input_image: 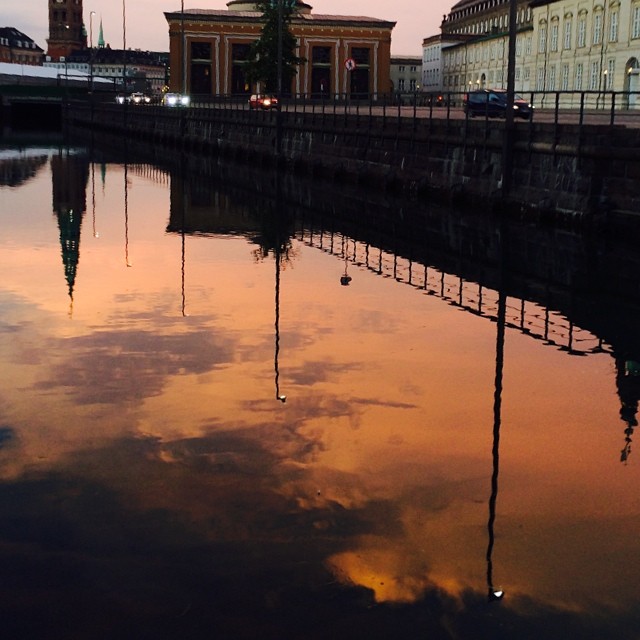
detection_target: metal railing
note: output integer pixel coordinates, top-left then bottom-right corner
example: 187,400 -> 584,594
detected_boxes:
95,88 -> 640,129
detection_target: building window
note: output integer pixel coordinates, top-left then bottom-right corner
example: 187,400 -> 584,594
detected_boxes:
564,19 -> 572,49
538,23 -> 547,52
606,59 -> 615,89
410,65 -> 417,72
561,64 -> 570,90
575,62 -> 583,89
410,78 -> 416,91
593,13 -> 603,44
578,17 -> 587,47
548,64 -> 556,90
590,60 -> 600,90
633,6 -> 640,39
398,78 -> 405,90
399,65 -> 405,72
550,21 -> 559,51
536,67 -> 545,90
350,47 -> 370,96
230,42 -> 252,94
609,10 -> 619,42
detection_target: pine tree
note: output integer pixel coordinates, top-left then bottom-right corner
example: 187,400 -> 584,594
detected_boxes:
245,0 -> 306,93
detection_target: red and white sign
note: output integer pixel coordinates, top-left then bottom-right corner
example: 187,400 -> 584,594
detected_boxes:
344,58 -> 357,71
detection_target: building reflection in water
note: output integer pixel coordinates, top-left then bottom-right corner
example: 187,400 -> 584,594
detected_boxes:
0,150 -> 48,187
92,145 -> 640,466
5,137 -> 640,635
51,147 -> 89,315
617,357 -> 640,463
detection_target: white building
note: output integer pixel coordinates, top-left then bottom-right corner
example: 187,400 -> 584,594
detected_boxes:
421,33 -> 466,94
529,0 -> 640,108
441,0 -> 534,96
437,0 -> 639,108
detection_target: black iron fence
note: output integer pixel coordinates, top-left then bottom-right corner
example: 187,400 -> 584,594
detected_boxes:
94,88 -> 640,129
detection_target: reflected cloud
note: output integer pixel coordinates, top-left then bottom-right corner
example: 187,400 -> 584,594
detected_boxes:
0,429 -> 636,638
33,328 -> 236,404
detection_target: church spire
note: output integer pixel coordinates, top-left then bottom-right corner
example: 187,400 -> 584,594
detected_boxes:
98,17 -> 105,48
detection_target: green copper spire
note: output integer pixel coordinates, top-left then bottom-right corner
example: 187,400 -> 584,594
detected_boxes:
98,17 -> 105,48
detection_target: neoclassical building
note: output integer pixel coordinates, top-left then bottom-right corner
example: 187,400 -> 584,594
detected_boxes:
529,0 -> 640,107
164,1 -> 395,97
437,0 -> 640,107
439,0 -> 534,95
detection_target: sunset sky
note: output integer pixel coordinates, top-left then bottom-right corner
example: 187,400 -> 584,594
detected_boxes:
1,0 -> 453,56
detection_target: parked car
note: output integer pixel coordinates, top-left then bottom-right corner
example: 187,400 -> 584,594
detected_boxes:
249,94 -> 279,110
163,93 -> 190,107
130,92 -> 151,105
463,89 -> 534,120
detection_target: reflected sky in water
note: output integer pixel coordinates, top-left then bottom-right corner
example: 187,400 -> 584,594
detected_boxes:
0,143 -> 639,639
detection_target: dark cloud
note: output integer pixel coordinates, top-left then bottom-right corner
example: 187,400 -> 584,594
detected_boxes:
0,431 -> 636,639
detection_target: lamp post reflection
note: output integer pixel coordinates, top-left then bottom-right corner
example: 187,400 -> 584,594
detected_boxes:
275,246 -> 286,403
89,10 -> 96,90
181,158 -> 188,317
124,158 -> 132,268
486,223 -> 507,603
91,161 -> 98,238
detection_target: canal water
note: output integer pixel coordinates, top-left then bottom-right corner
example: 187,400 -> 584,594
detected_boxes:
1,133 -> 639,639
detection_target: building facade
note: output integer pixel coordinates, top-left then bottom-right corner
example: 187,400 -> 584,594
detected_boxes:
421,33 -> 467,94
437,0 -> 640,107
44,48 -> 168,94
390,55 -> 422,92
0,28 -> 44,65
164,0 -> 395,97
44,1 -> 168,94
47,0 -> 86,60
441,0 -> 534,96
529,0 -> 640,107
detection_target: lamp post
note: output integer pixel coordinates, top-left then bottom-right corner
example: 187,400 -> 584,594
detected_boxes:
122,0 -> 127,94
181,0 -> 186,95
501,0 -> 518,198
275,0 -> 285,157
89,11 -> 96,90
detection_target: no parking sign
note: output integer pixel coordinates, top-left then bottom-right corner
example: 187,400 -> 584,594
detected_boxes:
344,58 -> 357,72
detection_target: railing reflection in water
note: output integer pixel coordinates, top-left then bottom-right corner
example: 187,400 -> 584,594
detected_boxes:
296,226 -> 609,358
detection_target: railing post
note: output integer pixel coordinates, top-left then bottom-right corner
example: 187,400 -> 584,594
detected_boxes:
609,91 -> 616,126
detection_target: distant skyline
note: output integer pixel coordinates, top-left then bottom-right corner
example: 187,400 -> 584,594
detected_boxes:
1,0 -> 453,55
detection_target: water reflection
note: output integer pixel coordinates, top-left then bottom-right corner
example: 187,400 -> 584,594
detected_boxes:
1,135 -> 640,638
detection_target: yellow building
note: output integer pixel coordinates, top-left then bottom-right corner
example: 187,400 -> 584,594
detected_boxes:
164,1 -> 395,97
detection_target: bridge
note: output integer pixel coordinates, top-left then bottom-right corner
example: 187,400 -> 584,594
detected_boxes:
0,62 -> 111,129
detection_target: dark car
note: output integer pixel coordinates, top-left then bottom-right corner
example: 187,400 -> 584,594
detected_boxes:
464,89 -> 534,120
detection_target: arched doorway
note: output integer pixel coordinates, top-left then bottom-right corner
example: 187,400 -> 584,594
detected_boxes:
624,57 -> 639,108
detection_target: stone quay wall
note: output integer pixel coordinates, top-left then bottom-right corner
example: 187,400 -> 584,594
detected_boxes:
66,101 -> 640,218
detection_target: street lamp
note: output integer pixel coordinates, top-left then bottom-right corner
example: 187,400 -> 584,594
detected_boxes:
122,0 -> 127,94
89,11 -> 96,89
181,0 -> 186,95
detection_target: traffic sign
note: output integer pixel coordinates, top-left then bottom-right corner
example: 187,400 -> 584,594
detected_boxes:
344,58 -> 357,72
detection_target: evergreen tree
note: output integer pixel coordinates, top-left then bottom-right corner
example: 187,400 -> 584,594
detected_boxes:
245,0 -> 306,93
